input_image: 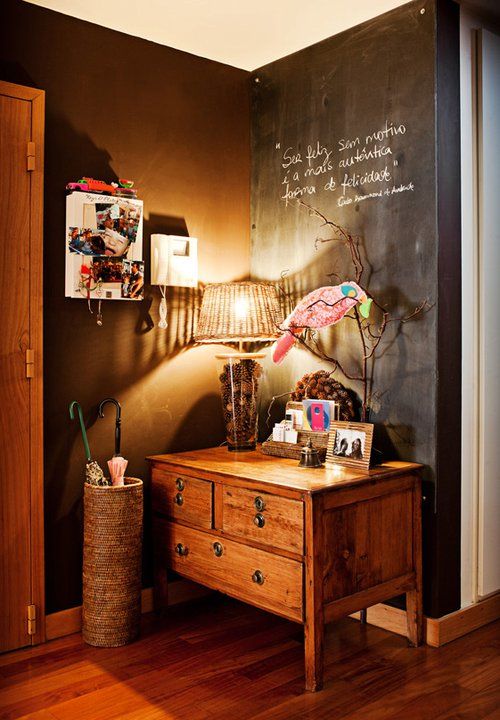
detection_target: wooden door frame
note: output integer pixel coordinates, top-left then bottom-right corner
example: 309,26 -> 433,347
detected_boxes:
0,81 -> 45,645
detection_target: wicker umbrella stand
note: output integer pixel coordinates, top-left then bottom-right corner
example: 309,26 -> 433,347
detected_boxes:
83,478 -> 143,647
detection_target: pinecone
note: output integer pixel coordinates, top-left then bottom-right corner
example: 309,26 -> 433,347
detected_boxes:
291,370 -> 356,421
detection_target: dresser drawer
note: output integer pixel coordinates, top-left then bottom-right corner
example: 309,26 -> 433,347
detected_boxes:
158,520 -> 303,622
151,468 -> 212,529
221,486 -> 304,554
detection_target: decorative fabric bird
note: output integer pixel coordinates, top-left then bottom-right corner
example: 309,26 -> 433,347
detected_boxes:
272,281 -> 372,364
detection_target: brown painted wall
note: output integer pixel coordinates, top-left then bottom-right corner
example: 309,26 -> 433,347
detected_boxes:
0,0 -> 250,613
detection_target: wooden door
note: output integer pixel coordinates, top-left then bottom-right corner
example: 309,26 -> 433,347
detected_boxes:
0,81 -> 44,651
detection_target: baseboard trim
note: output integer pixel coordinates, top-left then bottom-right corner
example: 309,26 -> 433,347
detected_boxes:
425,592 -> 500,647
350,591 -> 500,647
46,585 -> 500,646
45,605 -> 82,641
45,580 -> 212,641
350,603 -> 408,637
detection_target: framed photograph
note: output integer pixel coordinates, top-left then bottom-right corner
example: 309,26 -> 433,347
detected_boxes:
326,421 -> 374,470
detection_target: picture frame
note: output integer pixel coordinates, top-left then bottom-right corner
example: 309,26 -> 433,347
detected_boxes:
326,421 -> 374,471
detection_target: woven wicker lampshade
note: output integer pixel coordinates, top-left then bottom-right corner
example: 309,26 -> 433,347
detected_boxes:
195,282 -> 282,343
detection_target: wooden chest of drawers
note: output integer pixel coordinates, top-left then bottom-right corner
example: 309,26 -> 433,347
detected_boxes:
149,447 -> 423,692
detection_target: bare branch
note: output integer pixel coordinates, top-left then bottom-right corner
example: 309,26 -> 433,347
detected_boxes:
294,332 -> 364,381
265,390 -> 292,427
395,298 -> 432,324
273,201 -> 431,420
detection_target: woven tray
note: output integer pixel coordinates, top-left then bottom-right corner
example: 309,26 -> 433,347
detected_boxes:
261,429 -> 329,460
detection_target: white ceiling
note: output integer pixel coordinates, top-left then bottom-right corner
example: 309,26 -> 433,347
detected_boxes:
24,0 -> 413,70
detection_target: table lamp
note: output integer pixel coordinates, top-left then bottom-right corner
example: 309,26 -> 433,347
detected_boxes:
195,282 -> 282,451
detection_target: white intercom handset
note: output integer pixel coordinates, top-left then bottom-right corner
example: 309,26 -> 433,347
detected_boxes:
150,234 -> 198,329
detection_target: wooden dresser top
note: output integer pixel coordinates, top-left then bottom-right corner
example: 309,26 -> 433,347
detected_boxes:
147,446 -> 421,495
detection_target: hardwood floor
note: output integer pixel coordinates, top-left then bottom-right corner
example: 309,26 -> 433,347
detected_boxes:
1,595 -> 499,720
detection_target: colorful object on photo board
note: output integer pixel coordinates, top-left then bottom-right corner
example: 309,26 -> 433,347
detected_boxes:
69,401 -> 108,486
272,281 -> 373,364
79,262 -> 104,325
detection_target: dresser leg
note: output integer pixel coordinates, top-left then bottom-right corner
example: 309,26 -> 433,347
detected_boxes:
406,588 -> 423,646
304,494 -> 325,692
407,478 -> 424,646
304,612 -> 324,691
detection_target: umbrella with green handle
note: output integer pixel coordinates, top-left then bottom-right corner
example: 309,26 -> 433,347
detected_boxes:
69,401 -> 109,486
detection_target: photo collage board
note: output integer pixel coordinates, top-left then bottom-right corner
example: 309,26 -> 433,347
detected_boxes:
65,191 -> 145,301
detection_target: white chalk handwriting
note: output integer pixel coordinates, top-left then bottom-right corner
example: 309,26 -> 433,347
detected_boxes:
277,120 -> 413,207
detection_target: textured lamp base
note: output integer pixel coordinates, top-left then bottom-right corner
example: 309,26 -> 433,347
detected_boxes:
216,353 -> 264,451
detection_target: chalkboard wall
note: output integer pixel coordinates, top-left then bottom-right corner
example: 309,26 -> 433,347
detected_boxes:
250,0 -> 461,616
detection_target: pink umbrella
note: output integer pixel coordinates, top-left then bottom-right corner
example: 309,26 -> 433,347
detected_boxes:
107,456 -> 128,487
99,397 -> 128,486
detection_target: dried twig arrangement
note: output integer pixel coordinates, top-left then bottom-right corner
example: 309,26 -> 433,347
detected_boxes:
278,200 -> 431,422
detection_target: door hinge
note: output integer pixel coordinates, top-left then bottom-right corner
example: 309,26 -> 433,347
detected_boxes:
27,604 -> 36,635
27,142 -> 35,171
26,349 -> 35,378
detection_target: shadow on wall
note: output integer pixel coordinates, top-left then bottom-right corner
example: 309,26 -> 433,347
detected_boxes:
1,0 -> 251,613
170,393 -> 224,452
42,117 -> 211,612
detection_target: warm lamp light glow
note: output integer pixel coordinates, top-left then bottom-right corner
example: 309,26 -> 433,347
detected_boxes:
234,297 -> 249,320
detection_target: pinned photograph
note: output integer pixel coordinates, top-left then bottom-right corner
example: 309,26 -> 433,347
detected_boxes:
326,421 -> 374,470
68,227 -> 107,255
96,200 -> 141,245
121,260 -> 144,300
92,258 -> 124,284
102,228 -> 132,257
68,225 -> 135,257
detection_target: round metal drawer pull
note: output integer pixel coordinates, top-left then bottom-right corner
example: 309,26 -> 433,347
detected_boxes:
175,543 -> 188,556
213,542 -> 223,557
175,478 -> 185,491
254,496 -> 266,512
174,492 -> 184,506
252,570 -> 264,585
253,513 -> 265,528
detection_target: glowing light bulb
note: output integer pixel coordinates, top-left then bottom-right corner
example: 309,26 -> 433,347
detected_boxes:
234,297 -> 249,320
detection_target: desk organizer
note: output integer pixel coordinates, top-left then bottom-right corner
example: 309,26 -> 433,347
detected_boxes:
261,429 -> 329,461
83,478 -> 143,647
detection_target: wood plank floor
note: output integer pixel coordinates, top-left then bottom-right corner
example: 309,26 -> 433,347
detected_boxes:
1,596 -> 499,720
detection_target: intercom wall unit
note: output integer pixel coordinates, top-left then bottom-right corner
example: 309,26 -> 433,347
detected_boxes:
150,234 -> 198,289
150,234 -> 198,329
